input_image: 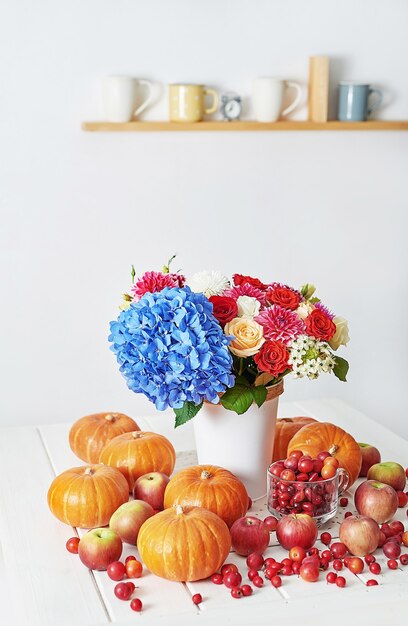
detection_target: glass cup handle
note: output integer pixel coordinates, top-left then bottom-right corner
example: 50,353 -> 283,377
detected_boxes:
337,468 -> 349,495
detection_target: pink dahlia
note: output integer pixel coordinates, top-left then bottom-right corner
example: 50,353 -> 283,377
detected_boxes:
255,305 -> 305,345
224,283 -> 267,305
131,271 -> 185,301
315,301 -> 335,320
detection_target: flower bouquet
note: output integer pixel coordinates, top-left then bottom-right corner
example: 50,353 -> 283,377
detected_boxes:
109,259 -> 349,428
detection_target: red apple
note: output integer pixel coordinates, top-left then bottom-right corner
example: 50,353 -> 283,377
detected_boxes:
133,472 -> 170,510
354,480 -> 398,524
230,516 -> 270,556
276,514 -> 318,551
299,561 -> 319,582
367,462 -> 406,492
78,528 -> 122,570
358,443 -> 381,477
109,500 -> 154,544
339,515 -> 380,556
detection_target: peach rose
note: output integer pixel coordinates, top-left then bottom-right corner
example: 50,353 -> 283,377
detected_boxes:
224,317 -> 265,357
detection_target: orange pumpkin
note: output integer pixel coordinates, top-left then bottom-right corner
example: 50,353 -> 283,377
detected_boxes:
163,465 -> 248,527
47,464 -> 129,528
272,416 -> 317,462
99,431 -> 176,491
137,505 -> 231,581
69,412 -> 139,463
287,422 -> 362,488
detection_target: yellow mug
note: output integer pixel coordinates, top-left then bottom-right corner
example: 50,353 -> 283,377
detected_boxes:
169,84 -> 219,122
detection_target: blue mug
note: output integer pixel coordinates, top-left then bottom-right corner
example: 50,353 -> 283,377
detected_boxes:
338,82 -> 383,122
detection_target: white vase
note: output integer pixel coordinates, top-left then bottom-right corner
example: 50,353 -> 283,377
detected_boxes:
193,382 -> 284,500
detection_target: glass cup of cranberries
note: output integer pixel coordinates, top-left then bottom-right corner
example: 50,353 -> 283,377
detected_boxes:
267,450 -> 349,526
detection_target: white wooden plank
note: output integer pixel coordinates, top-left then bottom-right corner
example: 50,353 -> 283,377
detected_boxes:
39,421 -> 199,624
0,426 -> 108,626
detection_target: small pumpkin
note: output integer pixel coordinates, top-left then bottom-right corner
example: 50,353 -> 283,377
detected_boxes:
99,431 -> 176,492
137,505 -> 231,581
287,422 -> 362,488
47,464 -> 129,528
163,464 -> 248,527
272,416 -> 317,462
69,412 -> 139,463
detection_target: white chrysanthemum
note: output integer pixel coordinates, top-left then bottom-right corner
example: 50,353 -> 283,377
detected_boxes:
237,295 -> 261,318
288,334 -> 335,380
187,270 -> 230,297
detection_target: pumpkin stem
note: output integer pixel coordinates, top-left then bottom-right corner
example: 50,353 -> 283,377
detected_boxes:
200,470 -> 211,480
84,467 -> 94,476
132,432 -> 142,439
329,444 -> 338,455
105,414 -> 116,422
175,505 -> 184,516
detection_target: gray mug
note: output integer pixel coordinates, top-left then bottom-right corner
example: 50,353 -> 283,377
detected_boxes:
338,82 -> 383,121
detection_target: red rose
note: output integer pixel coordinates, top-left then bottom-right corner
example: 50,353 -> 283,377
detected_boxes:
305,309 -> 336,341
266,286 -> 301,311
209,296 -> 238,327
253,341 -> 290,377
233,274 -> 268,291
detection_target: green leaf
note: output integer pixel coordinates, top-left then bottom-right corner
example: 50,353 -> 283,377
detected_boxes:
333,356 -> 349,382
309,297 -> 321,304
220,385 -> 254,415
251,385 -> 267,408
235,375 -> 251,387
174,401 -> 203,428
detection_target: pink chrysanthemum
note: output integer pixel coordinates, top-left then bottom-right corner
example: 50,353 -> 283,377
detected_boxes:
255,305 -> 305,345
315,301 -> 335,320
131,271 -> 185,301
224,283 -> 267,305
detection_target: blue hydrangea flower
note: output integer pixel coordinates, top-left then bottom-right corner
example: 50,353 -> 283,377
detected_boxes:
108,286 -> 234,410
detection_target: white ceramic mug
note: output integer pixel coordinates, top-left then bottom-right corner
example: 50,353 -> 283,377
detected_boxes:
102,75 -> 154,122
253,77 -> 302,122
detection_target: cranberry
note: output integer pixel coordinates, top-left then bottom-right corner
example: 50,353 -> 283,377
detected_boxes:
264,557 -> 276,567
271,575 -> 282,588
339,497 -> 348,507
335,576 -> 346,588
313,459 -> 324,474
264,567 -> 275,580
296,473 -> 310,482
331,542 -> 347,559
65,537 -> 80,554
319,559 -> 329,571
230,587 -> 242,599
381,523 -> 393,538
211,573 -> 223,584
365,554 -> 376,565
281,469 -> 296,481
292,562 -> 301,574
107,561 -> 126,582
320,532 -> 332,545
366,579 -> 379,586
333,559 -> 343,571
309,547 -> 320,556
326,572 -> 337,584
221,563 -> 238,576
377,531 -> 386,547
389,520 -> 404,535
130,598 -> 142,612
387,559 -> 398,570
223,571 -> 242,589
192,593 -> 202,605
125,555 -> 137,564
383,542 -> 401,559
114,582 -> 132,601
298,458 -> 314,474
400,554 -> 408,565
246,553 -> 264,570
263,516 -> 278,532
281,565 -> 293,576
252,575 -> 264,587
241,584 -> 253,596
344,511 -> 352,519
321,550 -> 332,561
369,562 -> 381,575
308,472 -> 320,482
284,457 -> 299,471
317,451 -> 331,462
127,582 -> 135,593
281,558 -> 292,567
397,491 -> 408,507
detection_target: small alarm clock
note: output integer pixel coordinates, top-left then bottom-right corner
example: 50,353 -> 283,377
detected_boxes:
220,92 -> 242,121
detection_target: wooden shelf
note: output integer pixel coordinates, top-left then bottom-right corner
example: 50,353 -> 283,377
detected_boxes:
81,120 -> 408,132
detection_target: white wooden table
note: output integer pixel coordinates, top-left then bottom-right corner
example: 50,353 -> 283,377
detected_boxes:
1,397 -> 407,626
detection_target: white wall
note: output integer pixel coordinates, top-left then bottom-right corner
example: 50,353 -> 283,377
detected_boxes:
1,0 -> 408,438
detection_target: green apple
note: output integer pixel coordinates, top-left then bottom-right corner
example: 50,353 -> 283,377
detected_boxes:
109,499 -> 154,544
78,528 -> 122,570
367,461 -> 406,492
